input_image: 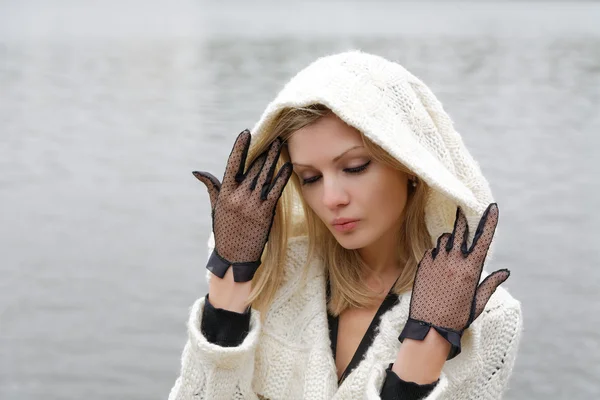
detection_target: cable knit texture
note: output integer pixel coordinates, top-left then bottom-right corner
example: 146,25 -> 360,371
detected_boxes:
169,237 -> 522,399
169,51 -> 524,399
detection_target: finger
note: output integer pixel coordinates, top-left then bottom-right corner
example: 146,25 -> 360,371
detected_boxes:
473,268 -> 510,320
192,171 -> 221,210
222,129 -> 251,190
448,206 -> 469,254
467,203 -> 499,256
256,138 -> 283,194
240,152 -> 268,190
432,232 -> 452,259
265,162 -> 293,202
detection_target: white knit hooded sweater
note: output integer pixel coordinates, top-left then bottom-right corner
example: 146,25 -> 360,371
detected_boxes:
169,51 -> 524,400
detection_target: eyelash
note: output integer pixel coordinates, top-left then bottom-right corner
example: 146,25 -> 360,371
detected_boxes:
301,160 -> 372,186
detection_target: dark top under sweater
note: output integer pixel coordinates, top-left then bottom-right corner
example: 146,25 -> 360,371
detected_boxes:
200,284 -> 438,400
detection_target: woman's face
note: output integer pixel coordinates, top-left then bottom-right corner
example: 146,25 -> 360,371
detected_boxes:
287,113 -> 410,250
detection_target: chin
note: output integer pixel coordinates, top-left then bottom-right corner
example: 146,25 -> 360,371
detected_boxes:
332,230 -> 371,250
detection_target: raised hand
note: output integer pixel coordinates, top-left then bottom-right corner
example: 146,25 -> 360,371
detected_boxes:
398,203 -> 510,359
192,129 -> 293,283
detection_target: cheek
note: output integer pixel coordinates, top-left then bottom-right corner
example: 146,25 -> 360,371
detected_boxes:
362,171 -> 409,218
298,186 -> 322,213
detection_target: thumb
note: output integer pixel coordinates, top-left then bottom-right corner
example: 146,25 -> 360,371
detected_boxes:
473,269 -> 510,320
192,171 -> 221,210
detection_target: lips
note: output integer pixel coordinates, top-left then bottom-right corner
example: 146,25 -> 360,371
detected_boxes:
332,218 -> 359,226
332,218 -> 360,232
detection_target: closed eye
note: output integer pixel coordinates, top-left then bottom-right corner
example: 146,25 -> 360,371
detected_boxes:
301,160 -> 371,186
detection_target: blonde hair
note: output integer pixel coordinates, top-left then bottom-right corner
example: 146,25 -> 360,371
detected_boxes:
246,104 -> 432,319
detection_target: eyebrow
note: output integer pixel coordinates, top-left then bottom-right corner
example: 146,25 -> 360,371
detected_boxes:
292,145 -> 364,168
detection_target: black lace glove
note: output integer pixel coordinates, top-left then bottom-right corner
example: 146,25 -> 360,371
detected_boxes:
399,203 -> 510,360
193,130 -> 293,282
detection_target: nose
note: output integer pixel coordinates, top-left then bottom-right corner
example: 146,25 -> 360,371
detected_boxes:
321,177 -> 349,210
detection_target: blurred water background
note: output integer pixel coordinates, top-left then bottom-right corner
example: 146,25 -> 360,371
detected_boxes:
1,0 -> 599,399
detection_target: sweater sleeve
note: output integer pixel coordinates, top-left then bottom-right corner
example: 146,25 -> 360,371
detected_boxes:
365,296 -> 523,400
168,295 -> 262,400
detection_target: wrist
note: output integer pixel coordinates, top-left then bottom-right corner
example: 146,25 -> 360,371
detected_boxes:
208,268 -> 252,313
392,328 -> 451,384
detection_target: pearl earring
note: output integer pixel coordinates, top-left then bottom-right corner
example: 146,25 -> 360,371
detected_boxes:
411,177 -> 418,188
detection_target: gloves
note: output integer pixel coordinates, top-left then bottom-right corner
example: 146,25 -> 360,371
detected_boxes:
398,203 -> 510,360
192,129 -> 293,282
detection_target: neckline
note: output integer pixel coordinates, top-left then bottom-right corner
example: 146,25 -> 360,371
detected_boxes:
326,277 -> 401,386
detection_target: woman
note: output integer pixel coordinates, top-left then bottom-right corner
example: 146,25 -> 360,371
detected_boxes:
169,51 -> 523,399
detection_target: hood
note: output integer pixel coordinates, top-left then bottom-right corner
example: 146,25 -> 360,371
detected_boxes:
249,50 -> 495,254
